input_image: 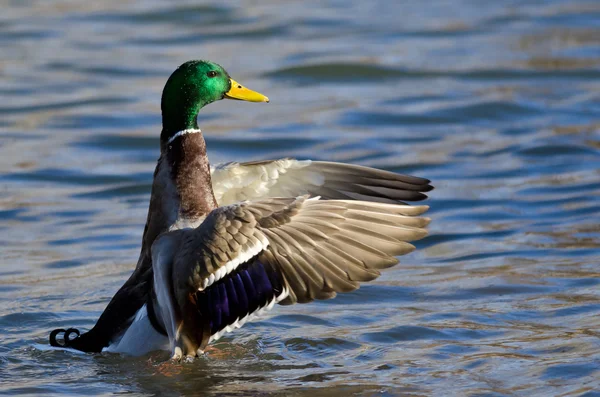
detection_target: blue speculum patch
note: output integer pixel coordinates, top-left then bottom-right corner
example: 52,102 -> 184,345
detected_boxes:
196,259 -> 284,334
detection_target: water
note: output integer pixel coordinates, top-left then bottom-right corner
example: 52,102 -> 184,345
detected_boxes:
1,0 -> 599,395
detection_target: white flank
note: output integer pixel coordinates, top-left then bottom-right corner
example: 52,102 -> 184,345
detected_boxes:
166,128 -> 202,145
103,304 -> 169,355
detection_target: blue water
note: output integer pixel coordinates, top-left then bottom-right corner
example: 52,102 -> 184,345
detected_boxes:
1,0 -> 600,395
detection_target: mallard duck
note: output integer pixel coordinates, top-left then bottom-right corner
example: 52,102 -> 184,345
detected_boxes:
49,60 -> 432,360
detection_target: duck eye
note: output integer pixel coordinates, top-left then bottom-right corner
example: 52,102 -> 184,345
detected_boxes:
207,71 -> 218,78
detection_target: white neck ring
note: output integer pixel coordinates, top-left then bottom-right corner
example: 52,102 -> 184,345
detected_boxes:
166,129 -> 202,145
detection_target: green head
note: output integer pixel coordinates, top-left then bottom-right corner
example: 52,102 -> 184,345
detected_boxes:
161,60 -> 269,141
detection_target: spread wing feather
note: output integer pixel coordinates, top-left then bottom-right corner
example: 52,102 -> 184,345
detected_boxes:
151,196 -> 429,358
211,159 -> 433,206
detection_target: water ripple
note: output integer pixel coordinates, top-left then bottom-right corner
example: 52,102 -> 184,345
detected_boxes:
1,0 -> 599,395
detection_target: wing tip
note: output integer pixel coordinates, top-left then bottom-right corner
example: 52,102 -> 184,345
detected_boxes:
421,184 -> 434,193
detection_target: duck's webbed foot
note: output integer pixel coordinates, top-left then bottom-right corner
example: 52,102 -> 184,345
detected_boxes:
170,341 -> 207,361
170,312 -> 211,361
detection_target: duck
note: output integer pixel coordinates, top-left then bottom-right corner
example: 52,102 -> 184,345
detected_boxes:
49,60 -> 433,360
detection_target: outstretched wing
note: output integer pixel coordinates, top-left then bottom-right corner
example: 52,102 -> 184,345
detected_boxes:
211,159 -> 432,206
151,196 -> 429,359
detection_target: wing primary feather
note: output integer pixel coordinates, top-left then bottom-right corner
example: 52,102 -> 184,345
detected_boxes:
314,161 -> 431,185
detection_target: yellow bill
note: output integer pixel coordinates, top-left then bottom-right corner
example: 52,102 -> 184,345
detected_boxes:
225,79 -> 269,102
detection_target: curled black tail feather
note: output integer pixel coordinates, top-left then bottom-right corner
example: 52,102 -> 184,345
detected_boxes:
49,328 -> 81,348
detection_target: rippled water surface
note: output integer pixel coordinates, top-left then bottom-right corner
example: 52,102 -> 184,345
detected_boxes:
2,0 -> 600,395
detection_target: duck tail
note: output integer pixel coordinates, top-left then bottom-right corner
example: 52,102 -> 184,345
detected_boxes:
49,328 -> 81,348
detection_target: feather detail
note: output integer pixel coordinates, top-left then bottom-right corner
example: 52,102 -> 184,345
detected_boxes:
151,195 -> 429,358
211,159 -> 432,206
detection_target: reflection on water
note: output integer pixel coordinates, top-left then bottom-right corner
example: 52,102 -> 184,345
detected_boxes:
1,0 -> 599,395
